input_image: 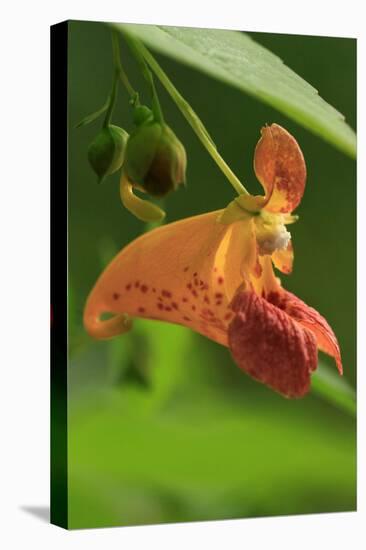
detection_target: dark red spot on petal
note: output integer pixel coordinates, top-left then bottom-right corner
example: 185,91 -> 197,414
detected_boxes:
171,302 -> 179,310
165,306 -> 172,311
215,292 -> 223,299
204,295 -> 210,304
183,316 -> 191,322
182,297 -> 188,303
157,303 -> 164,310
183,266 -> 189,272
192,305 -> 196,311
138,307 -> 145,313
125,283 -> 131,291
217,277 -> 224,285
162,289 -> 172,298
140,284 -> 148,293
112,292 -> 120,300
201,308 -> 214,318
135,281 -> 140,288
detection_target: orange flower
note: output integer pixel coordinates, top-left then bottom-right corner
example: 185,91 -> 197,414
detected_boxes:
84,124 -> 342,398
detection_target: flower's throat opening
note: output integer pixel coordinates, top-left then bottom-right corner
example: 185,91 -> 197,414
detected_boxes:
251,255 -> 281,297
254,210 -> 292,256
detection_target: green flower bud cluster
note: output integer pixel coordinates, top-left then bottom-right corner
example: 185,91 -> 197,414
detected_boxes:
86,106 -> 186,202
83,89 -> 186,222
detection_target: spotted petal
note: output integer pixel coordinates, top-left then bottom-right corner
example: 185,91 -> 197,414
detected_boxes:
267,289 -> 343,375
228,290 -> 318,398
84,211 -> 257,346
253,124 -> 307,213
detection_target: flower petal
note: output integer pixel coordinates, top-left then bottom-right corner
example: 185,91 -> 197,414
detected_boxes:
228,291 -> 318,398
254,124 -> 307,213
272,241 -> 294,274
84,211 -> 256,346
266,290 -> 343,374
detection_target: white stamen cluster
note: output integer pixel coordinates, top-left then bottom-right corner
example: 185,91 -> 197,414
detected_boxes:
255,212 -> 291,255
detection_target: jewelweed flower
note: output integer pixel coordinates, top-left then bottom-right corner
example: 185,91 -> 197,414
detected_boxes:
84,124 -> 342,398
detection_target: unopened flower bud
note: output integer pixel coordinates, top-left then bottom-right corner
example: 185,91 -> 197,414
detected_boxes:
88,125 -> 129,183
124,121 -> 187,197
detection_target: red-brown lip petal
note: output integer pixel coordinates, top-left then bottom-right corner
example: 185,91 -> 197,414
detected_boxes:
254,124 -> 307,214
228,291 -> 318,398
266,289 -> 343,375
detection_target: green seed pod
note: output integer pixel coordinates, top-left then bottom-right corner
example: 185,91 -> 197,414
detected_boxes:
88,125 -> 129,183
124,121 -> 187,197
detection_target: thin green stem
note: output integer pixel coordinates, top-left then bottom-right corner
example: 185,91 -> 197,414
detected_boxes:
122,32 -> 164,123
150,78 -> 164,124
103,69 -> 118,127
111,31 -> 139,104
125,35 -> 248,196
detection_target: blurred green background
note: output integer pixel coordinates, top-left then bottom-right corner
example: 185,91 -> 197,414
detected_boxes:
67,21 -> 356,528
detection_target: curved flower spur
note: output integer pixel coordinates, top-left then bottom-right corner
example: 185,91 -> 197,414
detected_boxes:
84,124 -> 342,398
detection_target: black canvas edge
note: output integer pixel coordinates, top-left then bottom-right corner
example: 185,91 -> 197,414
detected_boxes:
50,20 -> 69,529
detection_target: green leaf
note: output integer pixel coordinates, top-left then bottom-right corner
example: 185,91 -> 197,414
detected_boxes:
75,100 -> 109,128
112,24 -> 356,158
